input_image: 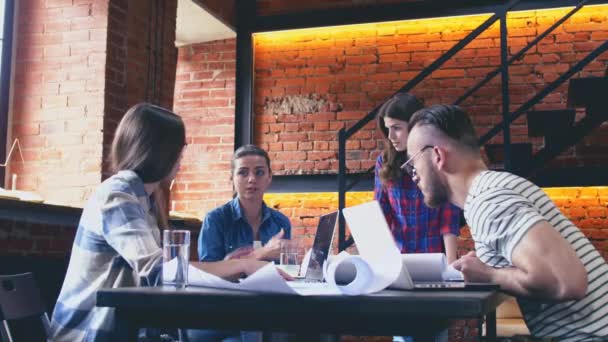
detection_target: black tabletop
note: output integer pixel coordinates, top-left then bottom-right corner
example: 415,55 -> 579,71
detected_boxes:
97,286 -> 507,336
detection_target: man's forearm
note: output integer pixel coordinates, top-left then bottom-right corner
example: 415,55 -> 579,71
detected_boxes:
491,266 -> 563,300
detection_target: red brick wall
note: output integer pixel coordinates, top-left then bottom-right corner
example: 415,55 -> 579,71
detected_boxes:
0,217 -> 75,257
172,39 -> 237,216
265,188 -> 608,261
10,0 -> 178,206
253,7 -> 608,175
10,0 -> 110,206
102,0 -> 178,178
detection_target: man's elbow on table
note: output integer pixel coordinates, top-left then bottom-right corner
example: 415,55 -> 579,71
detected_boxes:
554,264 -> 588,301
521,262 -> 587,302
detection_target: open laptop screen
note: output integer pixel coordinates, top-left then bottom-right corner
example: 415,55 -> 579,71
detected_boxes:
304,212 -> 338,280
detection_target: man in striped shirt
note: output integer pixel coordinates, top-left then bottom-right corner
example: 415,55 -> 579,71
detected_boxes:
405,104 -> 607,341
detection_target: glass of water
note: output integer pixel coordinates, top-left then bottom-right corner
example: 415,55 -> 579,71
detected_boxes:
279,240 -> 302,277
163,229 -> 190,288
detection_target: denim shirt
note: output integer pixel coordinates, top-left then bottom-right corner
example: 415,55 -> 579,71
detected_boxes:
198,197 -> 292,261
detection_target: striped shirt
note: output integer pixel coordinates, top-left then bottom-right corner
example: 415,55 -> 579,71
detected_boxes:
464,170 -> 608,341
50,170 -> 163,341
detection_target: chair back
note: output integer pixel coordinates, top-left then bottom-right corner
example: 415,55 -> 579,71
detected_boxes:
0,273 -> 50,342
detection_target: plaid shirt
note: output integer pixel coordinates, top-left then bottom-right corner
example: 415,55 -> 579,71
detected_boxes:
50,170 -> 163,341
374,155 -> 461,253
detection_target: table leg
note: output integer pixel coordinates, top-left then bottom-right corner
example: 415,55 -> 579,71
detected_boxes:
114,309 -> 139,341
485,311 -> 497,342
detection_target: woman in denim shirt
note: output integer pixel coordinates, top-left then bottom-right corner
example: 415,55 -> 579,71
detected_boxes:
192,145 -> 291,342
198,144 -> 291,262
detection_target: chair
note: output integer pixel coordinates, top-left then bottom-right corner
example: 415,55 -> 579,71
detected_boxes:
0,272 -> 50,342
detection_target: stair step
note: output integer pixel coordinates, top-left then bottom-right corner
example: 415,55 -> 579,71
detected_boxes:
531,166 -> 608,187
567,77 -> 608,108
527,109 -> 575,137
485,143 -> 533,165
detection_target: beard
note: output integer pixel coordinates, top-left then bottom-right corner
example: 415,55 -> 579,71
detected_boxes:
422,167 -> 450,208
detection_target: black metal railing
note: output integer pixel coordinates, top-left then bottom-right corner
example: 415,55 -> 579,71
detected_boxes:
479,40 -> 608,145
336,0 -> 598,251
337,0 -> 520,250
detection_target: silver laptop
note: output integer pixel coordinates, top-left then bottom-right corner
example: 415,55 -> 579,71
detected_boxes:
293,212 -> 338,283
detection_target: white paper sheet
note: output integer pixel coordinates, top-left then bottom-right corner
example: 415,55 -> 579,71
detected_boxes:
401,253 -> 463,282
402,253 -> 446,282
164,259 -> 344,295
339,201 -> 403,294
163,200 -> 406,296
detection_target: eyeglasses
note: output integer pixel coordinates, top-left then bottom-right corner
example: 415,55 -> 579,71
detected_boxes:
400,145 -> 434,178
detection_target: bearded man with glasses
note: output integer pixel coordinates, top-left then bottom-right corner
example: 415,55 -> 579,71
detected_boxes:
406,104 -> 607,341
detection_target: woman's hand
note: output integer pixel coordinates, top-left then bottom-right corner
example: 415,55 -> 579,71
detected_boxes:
255,229 -> 285,261
239,259 -> 293,281
224,245 -> 255,260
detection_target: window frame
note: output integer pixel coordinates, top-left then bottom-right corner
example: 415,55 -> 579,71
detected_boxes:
0,0 -> 15,185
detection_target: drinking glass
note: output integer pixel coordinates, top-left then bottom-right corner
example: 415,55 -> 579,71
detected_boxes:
163,229 -> 190,288
279,240 -> 302,277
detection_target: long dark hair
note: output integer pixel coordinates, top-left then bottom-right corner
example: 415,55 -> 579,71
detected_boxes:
110,103 -> 186,227
111,103 -> 186,182
377,93 -> 423,184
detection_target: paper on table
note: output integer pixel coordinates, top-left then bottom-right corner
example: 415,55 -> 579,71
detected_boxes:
401,253 -> 445,282
401,253 -> 463,282
164,200 -> 404,296
339,201 -> 403,294
164,259 -> 341,295
321,252 -> 374,295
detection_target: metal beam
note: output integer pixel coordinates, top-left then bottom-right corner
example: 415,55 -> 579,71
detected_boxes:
234,0 -> 255,149
253,0 -> 607,33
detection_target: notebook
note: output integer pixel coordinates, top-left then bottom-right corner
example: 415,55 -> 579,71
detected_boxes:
292,211 -> 338,283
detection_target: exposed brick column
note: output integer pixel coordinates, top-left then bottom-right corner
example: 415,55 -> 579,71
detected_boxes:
173,39 -> 237,217
102,0 -> 178,178
10,0 -> 178,207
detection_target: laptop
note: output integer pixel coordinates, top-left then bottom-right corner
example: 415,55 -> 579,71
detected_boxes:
343,201 -> 499,291
291,211 -> 338,283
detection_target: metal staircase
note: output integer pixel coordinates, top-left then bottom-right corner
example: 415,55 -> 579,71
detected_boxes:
336,0 -> 608,250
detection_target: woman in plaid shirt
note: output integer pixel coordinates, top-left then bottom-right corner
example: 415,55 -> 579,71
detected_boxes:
49,103 -> 276,341
374,93 -> 462,264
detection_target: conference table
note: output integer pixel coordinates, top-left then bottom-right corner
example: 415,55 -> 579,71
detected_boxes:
97,286 -> 507,341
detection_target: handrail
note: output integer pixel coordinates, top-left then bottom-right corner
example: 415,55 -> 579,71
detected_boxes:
479,40 -> 608,145
500,14 -> 512,171
337,0 -> 520,251
337,0 -> 599,252
454,0 -> 589,106
343,0 -> 520,140
345,166 -> 374,192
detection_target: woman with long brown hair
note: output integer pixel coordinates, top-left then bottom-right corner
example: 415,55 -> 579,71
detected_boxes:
49,103 -> 272,341
376,94 -> 462,342
375,93 -> 462,264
